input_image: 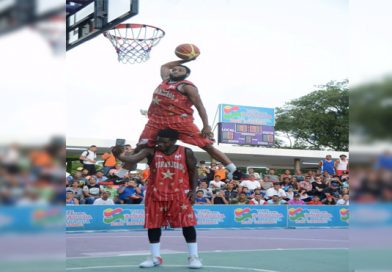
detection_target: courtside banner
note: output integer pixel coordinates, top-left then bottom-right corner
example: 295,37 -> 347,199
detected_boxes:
66,205 -> 287,231
0,206 -> 64,233
287,206 -> 349,228
66,205 -> 145,231
218,104 -> 275,126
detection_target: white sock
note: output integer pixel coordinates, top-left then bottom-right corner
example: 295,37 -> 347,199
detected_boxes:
225,163 -> 237,173
150,243 -> 160,257
187,242 -> 198,257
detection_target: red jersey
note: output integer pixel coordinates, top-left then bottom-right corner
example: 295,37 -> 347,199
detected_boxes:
147,146 -> 190,201
147,80 -> 195,123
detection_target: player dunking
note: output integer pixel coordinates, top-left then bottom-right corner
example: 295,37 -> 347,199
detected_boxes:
136,57 -> 237,178
113,128 -> 202,269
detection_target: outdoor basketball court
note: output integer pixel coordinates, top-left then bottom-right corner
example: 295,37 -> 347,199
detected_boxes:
66,228 -> 348,272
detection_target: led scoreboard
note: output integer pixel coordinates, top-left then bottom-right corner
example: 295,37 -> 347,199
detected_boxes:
218,123 -> 274,146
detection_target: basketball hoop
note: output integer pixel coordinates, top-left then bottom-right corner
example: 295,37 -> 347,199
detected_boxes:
103,23 -> 165,64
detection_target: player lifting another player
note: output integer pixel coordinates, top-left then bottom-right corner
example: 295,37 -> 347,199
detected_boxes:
113,128 -> 202,269
132,44 -> 237,178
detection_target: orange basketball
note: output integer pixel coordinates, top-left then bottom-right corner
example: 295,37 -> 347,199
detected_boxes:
175,44 -> 200,60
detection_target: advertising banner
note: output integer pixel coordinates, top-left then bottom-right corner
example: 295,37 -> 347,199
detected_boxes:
66,205 -> 288,231
0,206 -> 64,233
219,104 -> 275,126
287,206 -> 349,228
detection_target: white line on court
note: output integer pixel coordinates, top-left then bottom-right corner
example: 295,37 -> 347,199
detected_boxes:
66,264 -> 279,272
67,248 -> 348,259
66,235 -> 347,242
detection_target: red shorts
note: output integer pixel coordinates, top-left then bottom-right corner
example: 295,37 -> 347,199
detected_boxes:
144,197 -> 197,229
138,119 -> 213,148
336,170 -> 349,176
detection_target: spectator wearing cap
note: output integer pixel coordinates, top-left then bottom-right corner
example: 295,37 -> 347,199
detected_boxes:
93,191 -> 115,205
288,193 -> 305,205
195,190 -> 211,204
209,175 -> 226,189
267,195 -> 286,205
335,154 -> 349,176
265,183 -> 288,201
212,189 -> 229,204
101,147 -> 117,176
79,145 -> 98,175
249,193 -> 266,205
240,174 -> 261,192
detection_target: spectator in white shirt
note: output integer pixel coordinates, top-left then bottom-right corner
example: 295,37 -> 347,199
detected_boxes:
265,183 -> 287,200
93,191 -> 115,205
336,194 -> 349,205
240,174 -> 261,191
209,175 -> 226,189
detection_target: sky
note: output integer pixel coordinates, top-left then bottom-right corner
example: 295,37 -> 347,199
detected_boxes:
64,0 -> 349,143
0,0 -> 358,144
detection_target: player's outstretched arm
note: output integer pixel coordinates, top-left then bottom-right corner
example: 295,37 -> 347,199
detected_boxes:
160,58 -> 196,80
112,146 -> 153,164
183,85 -> 212,138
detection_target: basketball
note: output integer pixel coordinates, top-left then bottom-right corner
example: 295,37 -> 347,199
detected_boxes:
175,44 -> 200,60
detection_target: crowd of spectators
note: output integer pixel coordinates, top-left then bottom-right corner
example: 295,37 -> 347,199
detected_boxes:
66,146 -> 350,206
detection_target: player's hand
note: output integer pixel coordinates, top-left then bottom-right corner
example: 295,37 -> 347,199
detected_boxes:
112,145 -> 125,158
187,191 -> 196,205
201,125 -> 214,139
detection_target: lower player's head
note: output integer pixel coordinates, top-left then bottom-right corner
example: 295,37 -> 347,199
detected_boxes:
169,65 -> 191,81
156,128 -> 179,151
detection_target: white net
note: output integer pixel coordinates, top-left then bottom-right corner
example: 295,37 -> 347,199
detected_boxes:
103,24 -> 165,64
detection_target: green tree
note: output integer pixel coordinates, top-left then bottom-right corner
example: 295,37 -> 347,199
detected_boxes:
350,77 -> 392,141
275,80 -> 348,151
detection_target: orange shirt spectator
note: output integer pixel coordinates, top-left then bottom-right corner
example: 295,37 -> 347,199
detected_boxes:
102,152 -> 116,167
214,164 -> 227,180
30,150 -> 53,168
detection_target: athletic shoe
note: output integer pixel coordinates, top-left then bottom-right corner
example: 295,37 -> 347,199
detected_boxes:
139,256 -> 163,268
188,256 -> 202,269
